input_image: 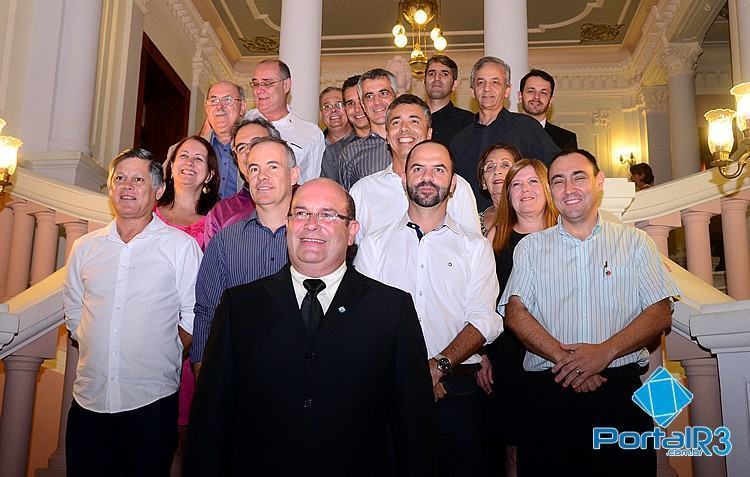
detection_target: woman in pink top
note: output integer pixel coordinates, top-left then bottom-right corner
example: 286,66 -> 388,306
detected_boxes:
156,135 -> 219,475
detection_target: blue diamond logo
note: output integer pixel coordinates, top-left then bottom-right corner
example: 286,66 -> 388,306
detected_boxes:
632,366 -> 693,427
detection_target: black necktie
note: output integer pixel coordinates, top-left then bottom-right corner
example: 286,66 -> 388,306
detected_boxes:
301,279 -> 326,335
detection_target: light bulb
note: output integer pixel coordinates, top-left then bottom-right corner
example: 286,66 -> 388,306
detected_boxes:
414,9 -> 428,25
704,109 -> 735,155
411,47 -> 423,59
430,26 -> 441,42
392,24 -> 405,37
394,33 -> 408,48
434,35 -> 447,51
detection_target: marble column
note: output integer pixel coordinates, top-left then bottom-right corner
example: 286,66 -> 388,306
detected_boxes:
47,0 -> 103,154
728,0 -> 750,83
0,356 -> 45,477
680,357 -> 727,477
663,42 -> 702,179
4,201 -> 35,299
681,204 -> 719,285
484,0 -> 527,111
279,0 -> 322,123
720,196 -> 750,299
29,210 -> 58,285
640,86 -> 672,184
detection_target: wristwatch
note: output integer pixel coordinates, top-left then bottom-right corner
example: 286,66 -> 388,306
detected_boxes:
434,354 -> 453,375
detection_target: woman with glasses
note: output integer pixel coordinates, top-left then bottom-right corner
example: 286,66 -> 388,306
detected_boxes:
156,134 -> 220,475
477,159 -> 559,477
476,143 -> 521,235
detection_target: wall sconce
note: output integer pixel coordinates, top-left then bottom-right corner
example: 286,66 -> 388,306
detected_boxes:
0,118 -> 23,193
619,152 -> 636,167
704,82 -> 750,179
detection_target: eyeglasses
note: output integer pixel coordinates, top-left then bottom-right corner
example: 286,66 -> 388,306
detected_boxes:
483,161 -> 512,174
321,101 -> 343,112
250,79 -> 285,89
233,143 -> 252,156
287,210 -> 352,223
206,95 -> 242,107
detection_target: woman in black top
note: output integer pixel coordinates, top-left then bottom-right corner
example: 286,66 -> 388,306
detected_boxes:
477,159 -> 558,477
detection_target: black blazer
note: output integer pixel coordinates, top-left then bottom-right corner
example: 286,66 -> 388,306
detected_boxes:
545,122 -> 578,151
186,265 -> 435,477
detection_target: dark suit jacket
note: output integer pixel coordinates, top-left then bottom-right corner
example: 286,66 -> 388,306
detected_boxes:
544,121 -> 578,151
185,265 -> 435,477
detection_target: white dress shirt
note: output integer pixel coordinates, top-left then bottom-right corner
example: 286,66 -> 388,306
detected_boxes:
290,262 -> 347,313
245,107 -> 326,184
354,212 -> 502,364
63,215 -> 202,413
350,164 -> 481,243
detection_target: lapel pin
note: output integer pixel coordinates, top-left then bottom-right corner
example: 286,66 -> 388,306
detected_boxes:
338,306 -> 346,314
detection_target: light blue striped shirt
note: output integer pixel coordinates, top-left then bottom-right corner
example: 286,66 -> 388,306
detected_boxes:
498,216 -> 680,372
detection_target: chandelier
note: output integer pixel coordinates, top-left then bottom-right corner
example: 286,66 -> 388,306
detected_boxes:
0,118 -> 22,193
704,82 -> 750,179
391,0 -> 447,78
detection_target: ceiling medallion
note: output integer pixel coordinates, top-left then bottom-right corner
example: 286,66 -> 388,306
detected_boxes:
238,36 -> 279,54
580,23 -> 624,43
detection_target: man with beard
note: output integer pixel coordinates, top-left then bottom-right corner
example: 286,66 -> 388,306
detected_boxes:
424,55 -> 473,147
355,140 -> 502,476
350,94 -> 479,242
519,69 -> 578,150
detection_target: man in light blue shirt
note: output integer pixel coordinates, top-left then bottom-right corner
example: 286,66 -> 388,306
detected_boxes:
499,149 -> 679,476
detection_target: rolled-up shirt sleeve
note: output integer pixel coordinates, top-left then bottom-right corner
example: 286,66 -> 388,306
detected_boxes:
176,238 -> 203,335
465,236 -> 502,344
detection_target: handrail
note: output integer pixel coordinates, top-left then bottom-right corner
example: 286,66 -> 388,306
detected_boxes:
11,167 -> 113,225
620,168 -> 750,224
0,270 -> 64,359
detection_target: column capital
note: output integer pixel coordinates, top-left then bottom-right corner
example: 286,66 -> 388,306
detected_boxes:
590,109 -> 611,129
662,42 -> 703,76
639,85 -> 669,113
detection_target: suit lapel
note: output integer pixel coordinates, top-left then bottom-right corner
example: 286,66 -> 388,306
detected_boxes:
321,266 -> 367,331
263,265 -> 309,342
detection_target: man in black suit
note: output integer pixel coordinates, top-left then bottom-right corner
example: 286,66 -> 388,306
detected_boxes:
186,178 -> 435,476
519,69 -> 578,151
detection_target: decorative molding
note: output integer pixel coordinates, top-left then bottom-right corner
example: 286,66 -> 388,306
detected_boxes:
528,0 -> 605,34
590,109 -> 611,129
639,85 -> 669,112
238,35 -> 279,54
580,23 -> 625,43
661,42 -> 703,75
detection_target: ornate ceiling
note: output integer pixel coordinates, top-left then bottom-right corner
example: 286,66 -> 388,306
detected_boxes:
194,0 -> 658,63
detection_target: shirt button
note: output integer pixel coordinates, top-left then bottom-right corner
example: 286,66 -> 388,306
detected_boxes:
420,264 -> 424,269
306,352 -> 316,362
303,398 -> 312,408
115,306 -> 120,310
419,291 -> 423,296
110,376 -> 117,381
112,352 -> 118,357
112,329 -> 118,333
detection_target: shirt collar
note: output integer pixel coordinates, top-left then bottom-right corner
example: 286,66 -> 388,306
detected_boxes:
290,261 -> 347,290
396,211 -> 460,236
556,213 -> 602,242
106,213 -> 169,243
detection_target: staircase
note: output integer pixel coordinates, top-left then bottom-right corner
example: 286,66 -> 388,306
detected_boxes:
1,168 -> 750,477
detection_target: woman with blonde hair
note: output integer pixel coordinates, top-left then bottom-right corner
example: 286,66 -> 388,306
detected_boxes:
478,159 -> 558,477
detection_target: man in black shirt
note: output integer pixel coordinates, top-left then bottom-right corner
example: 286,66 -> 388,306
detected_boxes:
424,55 -> 473,147
450,56 -> 559,210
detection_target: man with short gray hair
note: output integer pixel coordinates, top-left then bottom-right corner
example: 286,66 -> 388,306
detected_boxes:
450,56 -> 559,210
191,136 -> 300,373
63,148 -> 202,475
